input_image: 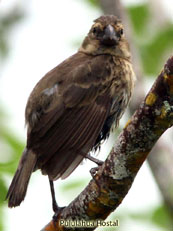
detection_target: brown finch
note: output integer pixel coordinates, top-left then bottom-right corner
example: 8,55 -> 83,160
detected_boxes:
6,15 -> 136,213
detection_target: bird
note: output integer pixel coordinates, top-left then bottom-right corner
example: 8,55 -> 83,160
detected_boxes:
6,15 -> 136,214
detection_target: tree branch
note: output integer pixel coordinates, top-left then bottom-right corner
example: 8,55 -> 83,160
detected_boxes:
41,56 -> 173,231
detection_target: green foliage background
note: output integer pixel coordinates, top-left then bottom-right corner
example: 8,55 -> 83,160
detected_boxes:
0,1 -> 173,231
0,6 -> 24,230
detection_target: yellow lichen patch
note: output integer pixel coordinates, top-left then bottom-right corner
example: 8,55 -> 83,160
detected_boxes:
108,199 -> 117,206
98,194 -> 111,206
163,73 -> 173,93
160,106 -> 167,119
124,119 -> 131,129
127,151 -> 148,172
155,116 -> 170,128
163,73 -> 168,80
154,105 -> 171,134
87,201 -> 105,217
155,118 -> 170,128
98,187 -> 117,207
145,93 -> 157,106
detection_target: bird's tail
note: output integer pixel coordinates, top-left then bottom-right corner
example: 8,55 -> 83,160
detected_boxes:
6,148 -> 37,208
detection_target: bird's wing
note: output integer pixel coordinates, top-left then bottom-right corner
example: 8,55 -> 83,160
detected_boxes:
26,53 -> 113,180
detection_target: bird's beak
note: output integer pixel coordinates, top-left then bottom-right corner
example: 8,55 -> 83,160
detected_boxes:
102,24 -> 118,46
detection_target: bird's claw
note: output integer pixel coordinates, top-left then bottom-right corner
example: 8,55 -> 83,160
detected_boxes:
53,206 -> 66,222
90,166 -> 99,178
86,154 -> 104,166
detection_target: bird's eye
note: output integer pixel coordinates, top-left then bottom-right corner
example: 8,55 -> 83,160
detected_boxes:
120,29 -> 123,35
92,27 -> 97,34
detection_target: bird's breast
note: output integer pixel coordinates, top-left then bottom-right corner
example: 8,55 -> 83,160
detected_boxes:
109,57 -> 136,118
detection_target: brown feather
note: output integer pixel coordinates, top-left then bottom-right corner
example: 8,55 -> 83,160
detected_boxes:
31,95 -> 111,179
6,149 -> 36,207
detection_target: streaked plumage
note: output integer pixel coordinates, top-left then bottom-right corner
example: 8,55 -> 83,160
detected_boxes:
6,15 -> 136,209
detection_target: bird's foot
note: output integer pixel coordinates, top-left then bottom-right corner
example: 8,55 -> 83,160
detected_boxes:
86,154 -> 103,166
90,166 -> 102,188
90,166 -> 99,178
88,155 -> 103,183
52,200 -> 59,214
52,206 -> 66,222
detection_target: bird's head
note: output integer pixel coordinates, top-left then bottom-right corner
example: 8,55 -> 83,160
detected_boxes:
79,15 -> 131,59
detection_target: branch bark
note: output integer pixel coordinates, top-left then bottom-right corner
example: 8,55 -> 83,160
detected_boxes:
41,57 -> 173,231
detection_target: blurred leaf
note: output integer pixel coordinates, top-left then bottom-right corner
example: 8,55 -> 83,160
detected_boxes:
127,4 -> 150,35
127,4 -> 173,75
1,130 -> 24,157
0,177 -> 7,205
0,8 -> 24,29
128,209 -> 151,221
0,160 -> 18,175
140,25 -> 173,75
0,128 -> 24,174
0,37 -> 8,58
122,204 -> 172,230
0,207 -> 3,231
151,205 -> 172,230
0,107 -> 8,122
83,0 -> 99,7
0,7 -> 24,59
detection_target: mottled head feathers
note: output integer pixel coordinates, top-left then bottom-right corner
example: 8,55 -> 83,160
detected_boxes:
94,15 -> 121,27
79,15 -> 130,59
